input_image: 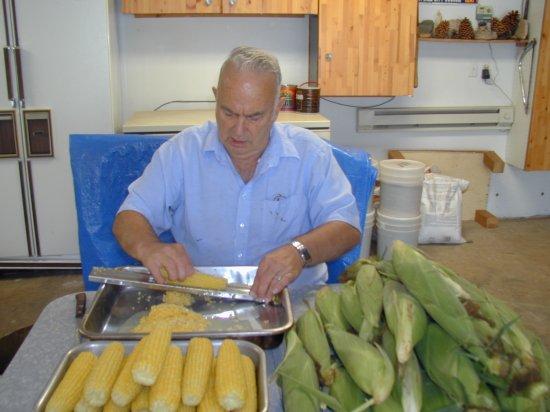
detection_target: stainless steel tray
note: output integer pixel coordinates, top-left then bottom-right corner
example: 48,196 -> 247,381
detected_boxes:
35,339 -> 268,412
79,266 -> 293,348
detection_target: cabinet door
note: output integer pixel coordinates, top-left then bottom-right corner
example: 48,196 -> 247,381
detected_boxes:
222,0 -> 316,14
122,0 -> 222,14
222,0 -> 262,14
318,0 -> 417,96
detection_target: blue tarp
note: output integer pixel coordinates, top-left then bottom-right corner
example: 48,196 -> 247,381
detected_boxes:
70,134 -> 377,290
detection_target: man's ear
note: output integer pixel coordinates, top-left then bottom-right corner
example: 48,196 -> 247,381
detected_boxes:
212,86 -> 218,99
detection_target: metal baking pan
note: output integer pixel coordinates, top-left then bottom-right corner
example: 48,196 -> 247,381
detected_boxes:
79,266 -> 293,348
35,339 -> 268,412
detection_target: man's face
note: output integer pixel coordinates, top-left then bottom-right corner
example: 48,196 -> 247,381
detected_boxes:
214,63 -> 282,162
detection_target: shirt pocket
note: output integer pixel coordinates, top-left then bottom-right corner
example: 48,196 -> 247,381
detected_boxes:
260,193 -> 308,243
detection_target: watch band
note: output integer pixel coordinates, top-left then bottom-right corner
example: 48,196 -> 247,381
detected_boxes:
290,240 -> 312,266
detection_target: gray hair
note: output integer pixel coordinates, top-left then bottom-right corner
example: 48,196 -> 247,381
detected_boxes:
220,46 -> 282,92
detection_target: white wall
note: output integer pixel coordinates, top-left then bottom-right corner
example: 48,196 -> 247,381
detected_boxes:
116,0 -> 550,218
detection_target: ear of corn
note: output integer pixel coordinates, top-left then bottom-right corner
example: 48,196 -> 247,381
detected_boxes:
84,342 -> 125,407
396,353 -> 422,412
383,280 -> 427,364
296,308 -> 335,386
111,338 -> 147,407
340,281 -> 364,333
150,345 -> 183,412
132,325 -> 172,386
420,371 -> 460,412
329,366 -> 365,411
161,268 -> 228,290
74,397 -> 101,412
375,259 -> 399,281
177,404 -> 197,412
238,355 -> 257,412
215,339 -> 246,410
103,399 -> 130,412
326,326 -> 394,404
355,265 -> 383,341
197,359 -> 224,412
372,395 -> 403,412
130,387 -> 149,412
45,351 -> 97,412
181,337 -> 213,406
315,285 -> 350,331
339,258 -> 372,282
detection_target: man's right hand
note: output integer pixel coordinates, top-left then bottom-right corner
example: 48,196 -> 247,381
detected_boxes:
136,241 -> 195,284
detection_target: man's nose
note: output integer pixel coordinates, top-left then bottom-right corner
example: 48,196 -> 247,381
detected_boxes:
234,115 -> 245,136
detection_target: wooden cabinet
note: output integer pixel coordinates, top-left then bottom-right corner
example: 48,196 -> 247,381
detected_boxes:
316,0 -> 418,96
122,0 -> 317,15
121,0 -> 222,15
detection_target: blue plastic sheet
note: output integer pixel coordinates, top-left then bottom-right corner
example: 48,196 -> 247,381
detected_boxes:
70,134 -> 377,290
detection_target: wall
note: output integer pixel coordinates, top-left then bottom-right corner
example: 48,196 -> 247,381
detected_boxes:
116,0 -> 550,218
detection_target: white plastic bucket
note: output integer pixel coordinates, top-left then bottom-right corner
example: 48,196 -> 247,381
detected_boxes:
376,211 -> 421,260
360,210 -> 376,257
379,159 -> 425,217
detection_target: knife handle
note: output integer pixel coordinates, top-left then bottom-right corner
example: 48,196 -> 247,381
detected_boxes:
75,292 -> 86,318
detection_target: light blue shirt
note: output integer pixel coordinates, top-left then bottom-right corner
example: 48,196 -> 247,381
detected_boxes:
119,121 -> 360,287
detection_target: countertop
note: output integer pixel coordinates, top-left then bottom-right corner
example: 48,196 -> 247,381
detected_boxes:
122,109 -> 331,133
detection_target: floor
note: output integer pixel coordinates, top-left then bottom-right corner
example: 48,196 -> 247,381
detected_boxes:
0,218 -> 549,348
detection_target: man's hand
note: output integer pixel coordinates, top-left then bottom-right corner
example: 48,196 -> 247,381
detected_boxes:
251,244 -> 303,300
136,241 -> 195,284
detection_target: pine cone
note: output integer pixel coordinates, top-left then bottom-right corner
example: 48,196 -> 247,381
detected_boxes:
458,17 -> 475,40
501,10 -> 520,36
434,20 -> 450,39
492,17 -> 509,39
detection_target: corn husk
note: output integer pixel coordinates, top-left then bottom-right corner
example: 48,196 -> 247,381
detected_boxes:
340,258 -> 374,282
496,389 -> 546,412
329,366 -> 366,411
397,353 -> 423,412
296,308 -> 335,386
383,280 -> 427,364
340,281 -> 364,333
355,265 -> 383,341
376,260 -> 399,281
381,328 -> 398,369
315,286 -> 350,332
372,395 -> 403,412
421,371 -> 461,412
416,323 -> 499,410
327,326 -> 394,404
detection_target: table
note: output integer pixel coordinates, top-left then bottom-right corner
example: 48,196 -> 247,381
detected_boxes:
0,290 -> 314,411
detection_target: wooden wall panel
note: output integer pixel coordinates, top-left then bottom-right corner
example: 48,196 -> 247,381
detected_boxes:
222,0 -> 262,14
318,0 -> 417,96
525,0 -> 550,170
122,0 -> 222,14
262,0 -> 317,14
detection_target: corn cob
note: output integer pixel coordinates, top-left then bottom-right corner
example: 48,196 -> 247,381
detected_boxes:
239,355 -> 257,412
150,345 -> 184,412
130,387 -> 149,412
178,404 -> 196,412
355,264 -> 383,341
328,366 -> 365,412
396,353 -> 422,412
103,399 -> 130,412
74,397 -> 101,412
45,351 -> 96,412
215,339 -> 246,410
198,359 -> 224,412
161,267 -> 228,290
111,338 -> 146,406
383,279 -> 427,364
339,281 -> 364,333
181,337 -> 213,406
132,325 -> 172,386
327,325 -> 394,404
84,342 -> 125,407
295,308 -> 335,386
314,285 -> 350,331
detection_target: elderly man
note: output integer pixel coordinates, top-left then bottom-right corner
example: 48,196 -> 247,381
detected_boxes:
113,46 -> 360,299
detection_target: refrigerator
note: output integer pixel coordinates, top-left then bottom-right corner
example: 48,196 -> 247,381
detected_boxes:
0,0 -> 120,268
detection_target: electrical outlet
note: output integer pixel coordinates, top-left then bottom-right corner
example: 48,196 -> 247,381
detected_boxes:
481,64 -> 491,80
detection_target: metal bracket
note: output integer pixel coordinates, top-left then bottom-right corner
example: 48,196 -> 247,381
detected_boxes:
518,39 -> 537,114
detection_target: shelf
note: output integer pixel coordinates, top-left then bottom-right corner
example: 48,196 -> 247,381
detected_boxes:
419,37 -> 528,46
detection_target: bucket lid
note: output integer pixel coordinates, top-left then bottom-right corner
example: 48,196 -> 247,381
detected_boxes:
379,159 -> 425,185
376,210 -> 421,228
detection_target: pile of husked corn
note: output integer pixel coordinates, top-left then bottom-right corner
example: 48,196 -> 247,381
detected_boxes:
45,329 -> 257,412
132,303 -> 208,333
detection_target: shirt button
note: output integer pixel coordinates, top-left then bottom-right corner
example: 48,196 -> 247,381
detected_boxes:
239,223 -> 245,228
242,193 -> 247,199
237,253 -> 243,258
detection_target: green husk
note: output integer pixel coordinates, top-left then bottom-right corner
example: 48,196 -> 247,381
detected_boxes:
376,259 -> 399,281
340,281 -> 365,333
397,353 -> 423,412
355,265 -> 384,341
296,308 -> 335,386
276,328 -> 320,412
327,326 -> 395,404
496,389 -> 547,412
372,395 -> 403,412
381,327 -> 398,369
340,258 -> 374,282
421,372 -> 461,412
329,366 -> 366,411
315,285 -> 351,331
383,279 -> 427,364
416,322 -> 499,411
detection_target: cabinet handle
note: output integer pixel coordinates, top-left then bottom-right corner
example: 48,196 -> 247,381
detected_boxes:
3,47 -> 15,107
325,52 -> 333,62
14,46 -> 24,107
229,0 -> 237,5
204,0 -> 212,5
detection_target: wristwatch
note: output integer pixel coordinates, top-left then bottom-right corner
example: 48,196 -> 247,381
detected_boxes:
290,240 -> 312,267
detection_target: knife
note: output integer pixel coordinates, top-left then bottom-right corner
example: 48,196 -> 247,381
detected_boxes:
89,266 -> 271,304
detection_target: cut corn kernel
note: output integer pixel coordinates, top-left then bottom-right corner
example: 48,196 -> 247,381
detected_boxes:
132,303 -> 208,334
45,351 -> 96,412
132,325 -> 172,386
130,387 -> 149,412
161,268 -> 228,290
150,345 -> 184,412
198,359 -> 224,412
215,339 -> 246,410
181,337 -> 213,406
84,342 -> 125,407
238,355 -> 257,412
111,338 -> 148,406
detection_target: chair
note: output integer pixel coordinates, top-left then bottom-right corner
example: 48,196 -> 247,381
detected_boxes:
70,134 -> 376,290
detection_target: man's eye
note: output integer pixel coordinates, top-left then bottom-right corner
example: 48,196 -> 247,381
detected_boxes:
247,115 -> 261,121
223,110 -> 233,117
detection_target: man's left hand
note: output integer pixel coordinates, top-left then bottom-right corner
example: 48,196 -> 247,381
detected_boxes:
251,244 -> 303,300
